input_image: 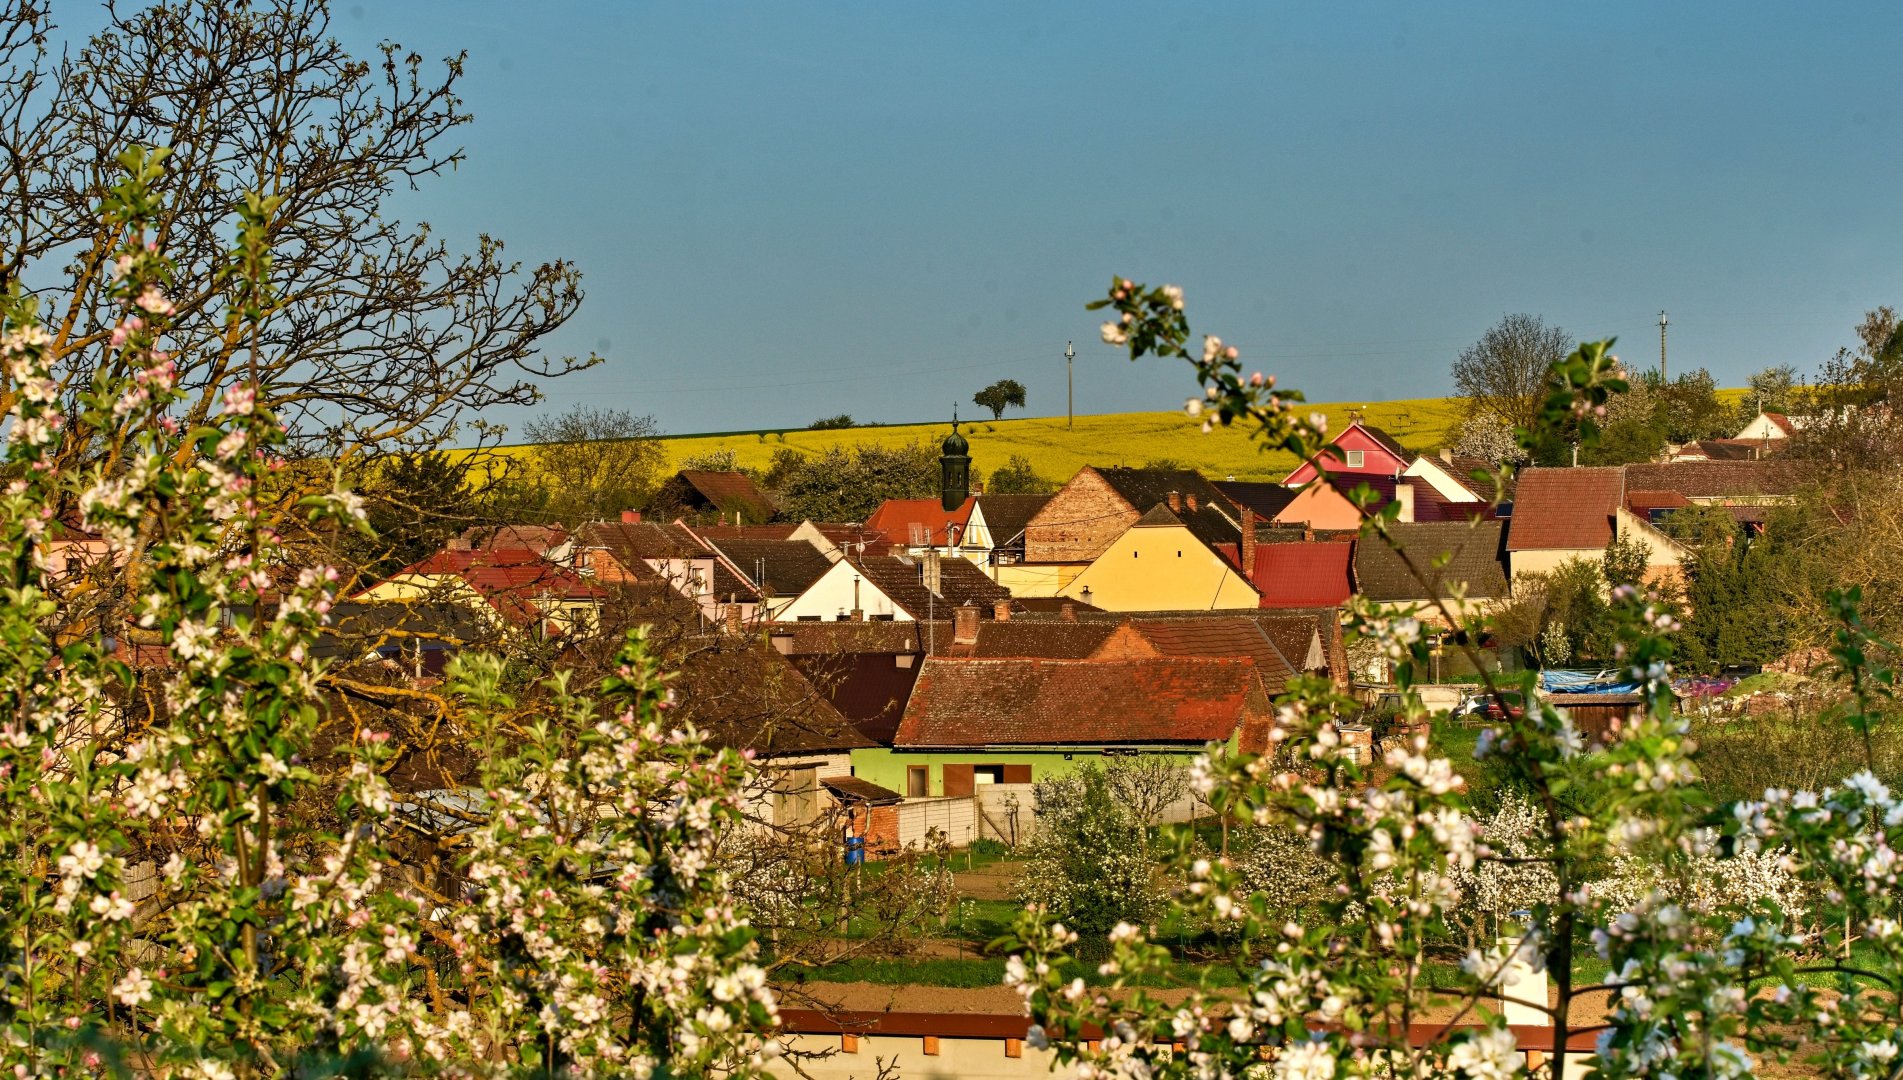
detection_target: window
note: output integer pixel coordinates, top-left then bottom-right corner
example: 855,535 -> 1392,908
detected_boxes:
907,766 -> 929,798
1343,449 -> 1365,468
870,613 -> 896,621
974,765 -> 1007,785
797,615 -> 822,622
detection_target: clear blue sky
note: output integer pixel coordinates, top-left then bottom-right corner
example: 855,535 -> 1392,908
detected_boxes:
328,1 -> 1903,437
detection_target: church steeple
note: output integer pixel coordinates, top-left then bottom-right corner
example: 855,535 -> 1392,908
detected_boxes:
940,406 -> 970,512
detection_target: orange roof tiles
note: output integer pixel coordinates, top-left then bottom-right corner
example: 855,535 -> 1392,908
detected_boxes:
1504,467 -> 1625,551
894,657 -> 1267,748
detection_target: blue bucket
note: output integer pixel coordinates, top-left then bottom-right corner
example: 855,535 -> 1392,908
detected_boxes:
844,835 -> 866,866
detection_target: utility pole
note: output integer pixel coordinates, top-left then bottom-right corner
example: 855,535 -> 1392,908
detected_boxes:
1658,311 -> 1668,382
1065,341 -> 1075,428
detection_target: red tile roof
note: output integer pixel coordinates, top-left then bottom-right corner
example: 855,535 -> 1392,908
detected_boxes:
1504,467 -> 1625,551
1250,541 -> 1354,608
894,657 -> 1268,748
863,497 -> 977,548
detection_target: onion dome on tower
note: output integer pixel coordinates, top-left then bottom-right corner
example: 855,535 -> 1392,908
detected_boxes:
940,408 -> 970,512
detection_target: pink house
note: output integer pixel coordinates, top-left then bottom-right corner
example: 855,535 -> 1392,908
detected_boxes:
1282,417 -> 1413,486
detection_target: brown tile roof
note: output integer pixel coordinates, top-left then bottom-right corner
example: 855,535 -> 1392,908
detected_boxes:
1125,618 -> 1296,693
1622,460 -> 1811,498
694,523 -> 803,542
1625,489 -> 1692,514
576,519 -> 702,561
706,538 -> 832,597
821,775 -> 905,805
968,621 -> 1119,659
894,657 -> 1268,748
1353,522 -> 1509,602
672,645 -> 872,755
661,470 -> 777,523
1504,467 -> 1625,551
1256,613 -> 1329,672
788,651 -> 924,744
771,620 -> 945,655
848,555 -> 1012,621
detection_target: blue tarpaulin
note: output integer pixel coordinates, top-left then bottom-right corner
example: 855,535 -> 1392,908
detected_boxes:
1539,669 -> 1643,695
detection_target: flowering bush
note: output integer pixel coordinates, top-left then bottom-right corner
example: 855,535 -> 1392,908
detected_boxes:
0,149 -> 777,1075
1004,278 -> 1903,1080
1015,766 -> 1162,956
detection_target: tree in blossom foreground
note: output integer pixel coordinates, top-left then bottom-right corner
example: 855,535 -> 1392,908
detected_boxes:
0,149 -> 776,1076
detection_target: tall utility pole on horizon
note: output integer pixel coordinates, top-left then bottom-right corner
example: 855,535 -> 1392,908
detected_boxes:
1065,341 -> 1075,428
1658,311 -> 1668,382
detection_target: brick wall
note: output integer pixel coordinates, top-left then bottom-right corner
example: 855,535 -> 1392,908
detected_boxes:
1024,468 -> 1138,564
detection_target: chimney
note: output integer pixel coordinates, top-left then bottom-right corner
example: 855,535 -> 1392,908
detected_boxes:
851,607 -> 865,622
1303,527 -> 1315,542
921,549 -> 942,596
1439,448 -> 1454,465
447,536 -> 472,552
621,510 -> 642,524
1166,490 -> 1183,513
1240,507 -> 1256,572
1186,493 -> 1199,512
953,603 -> 980,645
1395,482 -> 1416,523
993,599 -> 1012,622
1059,601 -> 1077,622
724,603 -> 743,635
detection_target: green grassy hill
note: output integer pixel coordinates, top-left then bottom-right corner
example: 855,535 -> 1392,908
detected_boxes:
638,397 -> 1469,483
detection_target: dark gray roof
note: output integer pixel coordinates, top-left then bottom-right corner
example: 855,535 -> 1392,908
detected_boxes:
707,538 -> 832,598
849,555 -> 1012,621
967,621 -> 1119,659
1215,480 -> 1300,519
975,494 -> 1053,548
1353,522 -> 1509,602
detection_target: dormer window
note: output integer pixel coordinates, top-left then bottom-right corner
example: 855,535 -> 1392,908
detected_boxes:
1344,450 -> 1365,468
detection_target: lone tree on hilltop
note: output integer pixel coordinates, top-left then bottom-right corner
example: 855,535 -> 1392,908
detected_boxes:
1451,314 -> 1572,435
0,0 -> 593,474
973,378 -> 1027,420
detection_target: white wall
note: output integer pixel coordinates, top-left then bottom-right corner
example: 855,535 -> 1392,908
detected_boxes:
774,560 -> 910,622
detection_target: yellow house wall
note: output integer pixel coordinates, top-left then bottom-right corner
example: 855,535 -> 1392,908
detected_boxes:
1060,525 -> 1258,611
995,562 -> 1084,597
1507,547 -> 1601,582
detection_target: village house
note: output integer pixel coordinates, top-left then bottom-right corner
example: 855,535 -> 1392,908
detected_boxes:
1504,466 -> 1686,584
1057,499 -> 1260,611
1013,466 -> 1243,599
1354,520 -> 1511,625
772,551 -> 1011,623
568,514 -> 761,623
1282,415 -> 1415,486
354,544 -> 608,638
967,492 -> 1054,577
863,496 -> 979,560
856,655 -> 1274,799
700,535 -> 834,619
648,468 -> 778,525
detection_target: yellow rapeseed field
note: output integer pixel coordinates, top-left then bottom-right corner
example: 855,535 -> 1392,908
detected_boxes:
470,397 -> 1470,483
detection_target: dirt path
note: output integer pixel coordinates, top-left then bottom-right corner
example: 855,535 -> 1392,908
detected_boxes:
952,861 -> 1021,901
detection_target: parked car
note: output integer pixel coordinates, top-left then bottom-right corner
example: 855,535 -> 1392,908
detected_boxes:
1479,690 -> 1525,722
